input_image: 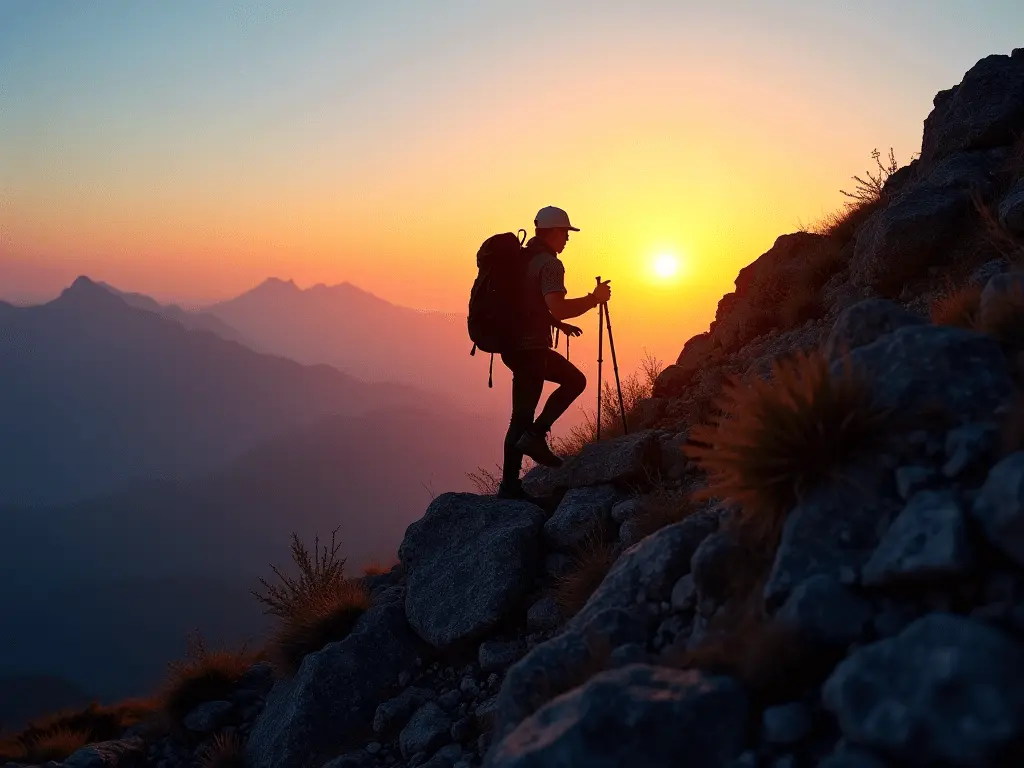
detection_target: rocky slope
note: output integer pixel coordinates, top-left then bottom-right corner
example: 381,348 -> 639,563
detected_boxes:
10,47 -> 1024,768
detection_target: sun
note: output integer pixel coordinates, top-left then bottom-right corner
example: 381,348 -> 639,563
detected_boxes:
652,253 -> 679,279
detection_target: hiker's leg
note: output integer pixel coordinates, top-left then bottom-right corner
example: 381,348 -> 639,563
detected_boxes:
532,350 -> 587,433
500,350 -> 546,483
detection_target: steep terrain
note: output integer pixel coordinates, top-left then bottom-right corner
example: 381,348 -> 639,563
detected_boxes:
8,47 -> 1024,768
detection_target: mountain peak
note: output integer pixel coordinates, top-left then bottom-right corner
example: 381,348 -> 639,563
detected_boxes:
53,276 -> 129,311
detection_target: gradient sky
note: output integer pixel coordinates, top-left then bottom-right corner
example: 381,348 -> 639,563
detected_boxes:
2,0 -> 1023,372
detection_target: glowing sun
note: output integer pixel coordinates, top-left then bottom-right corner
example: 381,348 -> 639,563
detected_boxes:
653,253 -> 679,279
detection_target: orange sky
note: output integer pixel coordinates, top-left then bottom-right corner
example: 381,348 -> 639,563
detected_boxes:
3,2 -> 1022,374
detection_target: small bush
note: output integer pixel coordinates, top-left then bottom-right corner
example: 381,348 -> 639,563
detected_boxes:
930,282 -> 982,328
467,464 -> 502,495
253,529 -> 349,619
161,632 -> 255,726
552,534 -> 617,618
809,197 -> 883,243
271,581 -> 371,675
19,726 -> 91,763
198,730 -> 245,768
685,349 -> 892,533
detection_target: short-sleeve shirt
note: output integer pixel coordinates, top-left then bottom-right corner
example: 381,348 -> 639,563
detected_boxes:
520,250 -> 566,349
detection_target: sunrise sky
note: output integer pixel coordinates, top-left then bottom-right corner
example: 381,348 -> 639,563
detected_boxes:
3,0 -> 1023,371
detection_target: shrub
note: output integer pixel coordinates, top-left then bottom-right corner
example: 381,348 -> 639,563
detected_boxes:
467,464 -> 502,495
161,632 -> 256,725
253,529 -> 349,619
684,349 -> 892,536
198,730 -> 245,768
270,581 -> 371,675
20,726 -> 91,763
930,282 -> 982,328
552,534 -> 617,618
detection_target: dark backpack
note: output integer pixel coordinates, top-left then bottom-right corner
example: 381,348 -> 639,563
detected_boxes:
467,229 -> 531,356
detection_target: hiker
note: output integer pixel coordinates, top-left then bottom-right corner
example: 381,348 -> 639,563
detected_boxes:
496,206 -> 611,500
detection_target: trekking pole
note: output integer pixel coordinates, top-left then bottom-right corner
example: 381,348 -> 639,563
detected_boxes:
602,298 -> 629,435
595,276 -> 604,440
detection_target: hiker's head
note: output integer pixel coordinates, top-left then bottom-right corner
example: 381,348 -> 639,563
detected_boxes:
534,206 -> 579,254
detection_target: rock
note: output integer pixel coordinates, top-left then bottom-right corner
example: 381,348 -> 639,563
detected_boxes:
475,696 -> 499,728
611,498 -> 640,524
654,362 -> 699,398
183,700 -> 234,733
920,52 -> 1024,166
825,299 -> 924,359
972,452 -> 1024,567
438,689 -> 462,711
459,676 -> 480,699
366,742 -> 382,754
979,271 -> 1024,332
522,430 -> 662,498
823,613 -> 1024,765
862,490 -> 974,586
776,574 -> 874,647
400,493 -> 546,648
609,642 -> 653,666
485,665 -> 748,768
63,738 -> 146,768
817,744 -> 889,768
492,607 -> 652,743
850,186 -> 972,291
246,602 -> 419,768
526,597 -> 561,632
841,324 -> 1013,425
422,744 -> 463,768
617,517 -> 643,548
690,530 -> 744,605
969,257 -> 1009,287
543,553 -> 573,578
911,148 -> 1004,196
374,687 -> 437,736
999,179 -> 1024,235
570,509 -> 718,631
543,484 -> 619,551
451,715 -> 473,742
479,641 -> 523,673
894,465 -> 939,501
321,751 -> 369,767
670,574 -> 697,612
400,702 -> 452,760
762,702 -> 813,746
764,463 -> 900,610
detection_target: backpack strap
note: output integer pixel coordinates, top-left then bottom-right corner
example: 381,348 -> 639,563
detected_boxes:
470,343 -> 477,356
488,353 -> 494,388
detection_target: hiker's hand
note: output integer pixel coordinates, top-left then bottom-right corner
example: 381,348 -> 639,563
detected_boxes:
592,280 -> 611,304
558,322 -> 583,338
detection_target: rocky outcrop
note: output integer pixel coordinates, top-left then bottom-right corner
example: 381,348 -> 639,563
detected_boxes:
522,430 -> 661,499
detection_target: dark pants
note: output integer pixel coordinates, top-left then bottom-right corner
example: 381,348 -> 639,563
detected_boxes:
500,348 -> 587,483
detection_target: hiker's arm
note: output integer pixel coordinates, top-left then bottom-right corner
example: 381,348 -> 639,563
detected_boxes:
545,291 -> 600,320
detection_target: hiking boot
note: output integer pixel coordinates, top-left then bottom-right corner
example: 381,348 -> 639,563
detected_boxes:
496,479 -> 541,505
516,428 -> 563,468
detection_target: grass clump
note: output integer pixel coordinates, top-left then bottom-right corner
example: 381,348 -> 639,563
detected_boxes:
552,534 -> 617,618
253,529 -> 372,676
930,282 -> 982,328
18,725 -> 91,763
161,632 -> 256,726
198,730 -> 245,768
685,349 -> 892,531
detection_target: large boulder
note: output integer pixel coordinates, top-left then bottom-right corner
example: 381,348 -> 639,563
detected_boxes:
920,52 -> 1024,166
246,602 -> 419,768
972,451 -> 1024,567
543,484 -> 619,551
486,665 -> 748,768
523,430 -> 662,498
823,613 -> 1024,766
824,298 -> 924,360
569,509 -> 719,631
399,493 -> 545,648
776,574 -> 874,648
999,178 -> 1024,236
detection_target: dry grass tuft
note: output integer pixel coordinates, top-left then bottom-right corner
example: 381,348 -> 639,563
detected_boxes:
930,282 -> 983,328
20,725 -> 92,762
253,528 -> 349,618
685,350 -> 892,532
627,483 -> 695,542
809,197 -> 883,243
467,464 -> 502,495
198,730 -> 245,768
552,534 -> 617,618
362,561 -> 395,577
161,632 -> 256,726
971,187 -> 1024,262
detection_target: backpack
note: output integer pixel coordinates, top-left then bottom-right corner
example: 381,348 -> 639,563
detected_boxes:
467,228 -> 531,357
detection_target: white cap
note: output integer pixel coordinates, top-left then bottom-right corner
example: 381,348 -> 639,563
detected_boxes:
534,205 -> 580,231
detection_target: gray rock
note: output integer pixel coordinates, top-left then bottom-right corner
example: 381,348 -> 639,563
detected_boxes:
776,574 -> 873,647
670,573 -> 697,612
400,493 -> 546,648
762,702 -> 813,746
894,465 -> 938,501
543,553 -> 573,578
617,517 -> 644,548
611,498 -> 640,524
862,490 -> 974,586
920,52 -> 1024,166
475,696 -> 499,728
764,463 -> 900,610
841,324 -> 1013,425
459,676 -> 480,699
522,430 -> 662,498
438,689 -> 462,711
609,642 -> 653,666
485,665 -> 748,768
183,700 -> 234,733
543,484 -> 619,551
400,702 -> 452,760
479,641 -> 523,673
246,602 -> 418,768
374,584 -> 406,605
321,751 -> 369,767
817,744 -> 889,768
526,597 -> 561,632
979,271 -> 1024,332
825,299 -> 924,359
570,509 -> 718,630
374,687 -> 437,736
823,613 -> 1024,765
63,738 -> 146,768
492,607 -> 652,743
969,257 -> 1009,287
912,148 -> 1004,196
999,178 -> 1024,235
690,530 -> 743,605
972,452 -> 1024,567
451,716 -> 473,742
422,744 -> 463,768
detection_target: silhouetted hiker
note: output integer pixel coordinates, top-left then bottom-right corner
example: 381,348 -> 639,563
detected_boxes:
469,206 -> 612,501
